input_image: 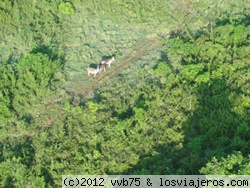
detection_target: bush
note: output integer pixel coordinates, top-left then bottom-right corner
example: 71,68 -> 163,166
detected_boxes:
58,2 -> 75,16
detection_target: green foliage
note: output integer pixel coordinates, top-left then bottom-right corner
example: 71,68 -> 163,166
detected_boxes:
200,152 -> 250,175
0,0 -> 250,186
181,64 -> 204,83
0,2 -> 12,25
17,53 -> 60,88
58,2 -> 75,16
87,101 -> 99,114
153,62 -> 172,77
167,11 -> 250,174
0,159 -> 29,187
0,0 -> 67,60
0,62 -> 15,124
11,53 -> 62,118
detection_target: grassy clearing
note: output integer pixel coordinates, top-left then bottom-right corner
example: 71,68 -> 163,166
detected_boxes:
61,1 -> 171,100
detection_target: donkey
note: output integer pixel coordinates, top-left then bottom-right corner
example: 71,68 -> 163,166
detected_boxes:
100,56 -> 115,67
87,66 -> 100,77
98,62 -> 106,72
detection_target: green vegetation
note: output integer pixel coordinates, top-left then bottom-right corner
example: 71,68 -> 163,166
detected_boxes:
0,0 -> 250,187
58,2 -> 75,16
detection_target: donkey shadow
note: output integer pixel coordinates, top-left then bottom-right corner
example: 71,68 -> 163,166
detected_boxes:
88,63 -> 99,69
101,55 -> 115,60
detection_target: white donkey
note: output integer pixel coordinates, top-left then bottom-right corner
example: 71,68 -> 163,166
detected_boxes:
100,56 -> 115,67
87,66 -> 100,77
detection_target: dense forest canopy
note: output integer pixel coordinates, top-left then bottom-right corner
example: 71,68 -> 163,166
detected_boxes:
0,0 -> 250,187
